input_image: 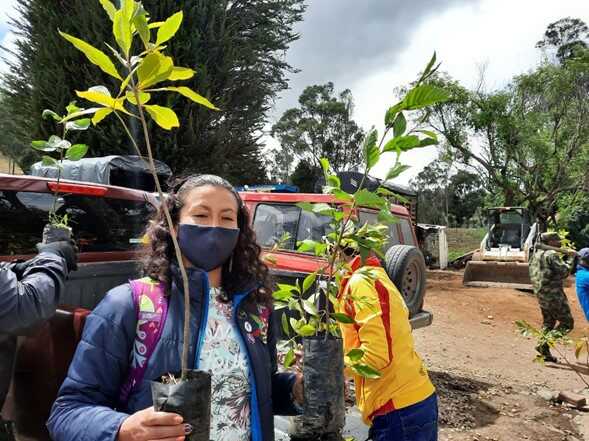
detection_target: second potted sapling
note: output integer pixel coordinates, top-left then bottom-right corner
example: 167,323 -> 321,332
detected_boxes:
278,53 -> 449,440
31,102 -> 90,244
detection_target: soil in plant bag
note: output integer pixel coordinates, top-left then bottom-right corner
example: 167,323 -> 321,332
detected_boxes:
42,224 -> 72,244
151,370 -> 212,441
289,337 -> 345,441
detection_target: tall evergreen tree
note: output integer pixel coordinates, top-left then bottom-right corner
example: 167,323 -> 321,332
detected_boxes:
0,0 -> 305,184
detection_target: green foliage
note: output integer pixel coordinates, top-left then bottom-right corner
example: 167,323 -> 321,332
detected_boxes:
271,83 -> 366,179
411,155 -> 487,226
536,17 -> 589,64
0,0 -> 304,183
30,102 -> 91,224
516,319 -> 589,388
275,55 -> 449,378
416,35 -> 589,219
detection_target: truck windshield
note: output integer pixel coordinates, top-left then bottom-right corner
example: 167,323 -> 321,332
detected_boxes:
253,203 -> 332,251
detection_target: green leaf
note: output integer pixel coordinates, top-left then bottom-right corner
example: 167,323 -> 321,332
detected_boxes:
297,324 -> 316,337
333,189 -> 353,202
382,135 -> 420,153
419,137 -> 438,147
417,129 -> 438,140
92,108 -> 114,125
65,118 -> 92,131
327,174 -> 341,189
298,239 -> 320,253
133,11 -> 150,48
314,243 -> 328,257
168,67 -> 196,81
144,105 -> 179,130
98,0 -> 116,21
42,109 -> 61,121
137,52 -> 174,89
272,288 -> 293,301
150,86 -> 218,110
378,209 -> 398,224
297,202 -> 314,212
281,313 -> 290,337
403,84 -> 449,110
148,21 -> 165,29
284,348 -> 296,368
302,299 -> 319,317
331,312 -> 355,324
65,144 -> 89,161
156,11 -> 183,46
362,128 -> 379,170
417,51 -> 440,84
31,140 -> 55,152
47,135 -> 71,150
352,363 -> 382,379
126,91 -> 151,105
66,101 -> 81,115
41,155 -> 58,167
385,162 -> 410,180
354,189 -> 385,209
59,31 -> 122,80
289,317 -> 300,332
311,203 -> 334,215
384,102 -> 404,127
76,86 -> 129,114
392,112 -> 407,138
320,158 -> 330,175
302,272 -> 317,294
347,348 -> 365,362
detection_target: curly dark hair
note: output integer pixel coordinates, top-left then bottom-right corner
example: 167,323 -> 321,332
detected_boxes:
142,174 -> 271,305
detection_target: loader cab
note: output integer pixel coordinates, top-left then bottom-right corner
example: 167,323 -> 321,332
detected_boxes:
486,207 -> 530,250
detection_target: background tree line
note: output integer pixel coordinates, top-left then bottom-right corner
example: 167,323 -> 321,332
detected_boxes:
410,17 -> 589,237
0,0 -> 305,184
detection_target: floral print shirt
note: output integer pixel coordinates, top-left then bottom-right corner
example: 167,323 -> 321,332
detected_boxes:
198,287 -> 250,441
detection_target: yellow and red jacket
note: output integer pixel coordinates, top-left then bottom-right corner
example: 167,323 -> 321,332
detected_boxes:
338,256 -> 434,425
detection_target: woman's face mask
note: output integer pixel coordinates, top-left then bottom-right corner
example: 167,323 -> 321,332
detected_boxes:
178,224 -> 239,271
176,185 -> 241,271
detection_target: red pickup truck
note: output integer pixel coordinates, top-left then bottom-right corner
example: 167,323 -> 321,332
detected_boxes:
0,173 -> 431,440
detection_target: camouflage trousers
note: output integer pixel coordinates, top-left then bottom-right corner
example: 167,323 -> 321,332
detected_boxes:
537,289 -> 574,333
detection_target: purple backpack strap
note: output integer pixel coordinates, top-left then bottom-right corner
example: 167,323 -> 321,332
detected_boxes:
119,277 -> 168,405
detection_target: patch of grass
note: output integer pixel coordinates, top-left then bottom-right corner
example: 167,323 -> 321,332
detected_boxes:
446,228 -> 486,261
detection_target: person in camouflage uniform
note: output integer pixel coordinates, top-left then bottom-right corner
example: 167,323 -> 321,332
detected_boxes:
529,232 -> 576,362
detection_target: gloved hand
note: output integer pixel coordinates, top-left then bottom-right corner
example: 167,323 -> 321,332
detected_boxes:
36,240 -> 78,271
9,261 -> 28,278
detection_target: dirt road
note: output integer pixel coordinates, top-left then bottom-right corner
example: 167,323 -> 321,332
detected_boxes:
415,270 -> 589,441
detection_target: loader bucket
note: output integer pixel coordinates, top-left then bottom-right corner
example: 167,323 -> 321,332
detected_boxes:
463,261 -> 532,289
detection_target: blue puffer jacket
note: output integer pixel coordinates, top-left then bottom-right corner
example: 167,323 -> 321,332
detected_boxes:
47,265 -> 297,441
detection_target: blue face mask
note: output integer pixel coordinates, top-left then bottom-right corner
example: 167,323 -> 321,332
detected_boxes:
177,224 -> 240,271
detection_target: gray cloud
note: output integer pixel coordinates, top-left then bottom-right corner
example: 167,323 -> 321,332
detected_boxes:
271,0 -> 477,119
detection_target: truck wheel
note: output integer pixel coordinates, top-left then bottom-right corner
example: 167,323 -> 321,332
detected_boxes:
385,245 -> 426,315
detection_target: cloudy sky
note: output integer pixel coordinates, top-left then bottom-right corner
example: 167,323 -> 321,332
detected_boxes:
269,0 -> 589,184
0,1 -> 587,183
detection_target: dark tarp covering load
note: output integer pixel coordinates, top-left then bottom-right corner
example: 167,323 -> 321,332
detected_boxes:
30,155 -> 172,192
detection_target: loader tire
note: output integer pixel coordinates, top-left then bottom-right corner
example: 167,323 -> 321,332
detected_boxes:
385,245 -> 426,316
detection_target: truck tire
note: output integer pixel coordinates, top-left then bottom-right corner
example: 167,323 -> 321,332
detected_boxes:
385,245 -> 426,315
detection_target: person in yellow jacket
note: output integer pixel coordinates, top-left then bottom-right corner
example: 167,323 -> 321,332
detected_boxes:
338,252 -> 437,441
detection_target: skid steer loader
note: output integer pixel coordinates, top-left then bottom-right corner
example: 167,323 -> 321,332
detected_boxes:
463,207 -> 540,289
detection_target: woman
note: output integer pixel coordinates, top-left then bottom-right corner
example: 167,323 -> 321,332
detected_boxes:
48,175 -> 303,441
338,248 -> 437,441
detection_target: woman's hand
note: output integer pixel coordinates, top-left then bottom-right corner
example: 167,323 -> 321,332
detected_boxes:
292,372 -> 304,405
117,407 -> 190,441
